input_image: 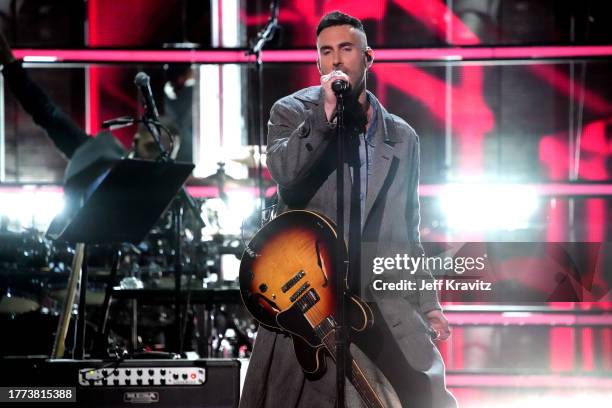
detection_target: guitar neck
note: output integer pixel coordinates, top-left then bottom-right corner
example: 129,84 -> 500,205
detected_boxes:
320,332 -> 386,408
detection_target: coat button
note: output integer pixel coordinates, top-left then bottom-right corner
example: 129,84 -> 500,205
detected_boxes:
298,125 -> 309,137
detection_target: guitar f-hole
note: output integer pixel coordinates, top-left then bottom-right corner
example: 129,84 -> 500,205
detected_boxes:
315,240 -> 329,286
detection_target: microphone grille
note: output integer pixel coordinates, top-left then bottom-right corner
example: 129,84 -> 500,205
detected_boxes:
331,79 -> 349,93
134,72 -> 150,86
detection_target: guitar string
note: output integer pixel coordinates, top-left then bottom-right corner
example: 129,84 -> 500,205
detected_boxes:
277,225 -> 381,408
313,255 -> 383,407
319,310 -> 381,408
300,239 -> 383,408
308,300 -> 382,408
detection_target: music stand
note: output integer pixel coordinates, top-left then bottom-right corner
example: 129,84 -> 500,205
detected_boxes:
48,158 -> 194,359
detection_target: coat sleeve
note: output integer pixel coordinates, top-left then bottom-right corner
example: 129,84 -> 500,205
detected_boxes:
405,128 -> 442,314
2,60 -> 90,159
266,94 -> 337,189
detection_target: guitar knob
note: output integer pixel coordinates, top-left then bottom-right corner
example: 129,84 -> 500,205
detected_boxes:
259,283 -> 268,293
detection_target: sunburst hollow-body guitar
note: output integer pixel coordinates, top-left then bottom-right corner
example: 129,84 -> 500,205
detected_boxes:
239,210 -> 387,408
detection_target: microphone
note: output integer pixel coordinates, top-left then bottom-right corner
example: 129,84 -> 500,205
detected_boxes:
134,72 -> 160,121
331,79 -> 350,94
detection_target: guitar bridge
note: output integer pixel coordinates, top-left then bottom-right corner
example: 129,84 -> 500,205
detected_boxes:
314,316 -> 336,340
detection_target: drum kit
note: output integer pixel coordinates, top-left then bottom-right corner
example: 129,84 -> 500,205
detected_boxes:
0,153 -> 273,359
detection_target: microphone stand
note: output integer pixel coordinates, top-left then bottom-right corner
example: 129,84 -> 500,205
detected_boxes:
135,88 -> 204,354
334,88 -> 347,408
136,112 -> 183,353
247,0 -> 280,226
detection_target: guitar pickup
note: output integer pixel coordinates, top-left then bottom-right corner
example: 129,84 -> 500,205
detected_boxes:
296,289 -> 320,313
290,281 -> 311,302
282,270 -> 306,293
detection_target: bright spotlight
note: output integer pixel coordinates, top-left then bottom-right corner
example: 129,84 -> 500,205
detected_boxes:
0,188 -> 65,231
439,183 -> 539,231
201,191 -> 257,237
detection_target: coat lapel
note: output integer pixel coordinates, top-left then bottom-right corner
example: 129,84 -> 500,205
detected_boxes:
363,92 -> 402,227
364,141 -> 394,224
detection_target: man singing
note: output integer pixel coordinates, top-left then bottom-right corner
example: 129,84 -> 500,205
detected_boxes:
240,11 -> 457,408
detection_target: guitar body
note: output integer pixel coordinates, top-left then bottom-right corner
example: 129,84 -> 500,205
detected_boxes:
240,211 -> 388,408
239,210 -> 373,371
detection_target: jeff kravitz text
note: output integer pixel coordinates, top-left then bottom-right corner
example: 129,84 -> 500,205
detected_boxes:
372,279 -> 492,291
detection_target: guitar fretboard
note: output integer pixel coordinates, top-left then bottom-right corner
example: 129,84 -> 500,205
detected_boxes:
314,318 -> 386,408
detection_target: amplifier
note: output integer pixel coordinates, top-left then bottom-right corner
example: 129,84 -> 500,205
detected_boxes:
0,357 -> 240,407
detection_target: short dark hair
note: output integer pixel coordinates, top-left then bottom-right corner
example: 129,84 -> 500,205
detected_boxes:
316,11 -> 365,36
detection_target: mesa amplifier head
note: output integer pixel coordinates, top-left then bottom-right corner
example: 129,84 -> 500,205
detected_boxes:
0,357 -> 240,407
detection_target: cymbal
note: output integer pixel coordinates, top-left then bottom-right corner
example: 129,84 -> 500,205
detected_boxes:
221,145 -> 267,167
0,296 -> 39,314
50,289 -> 104,306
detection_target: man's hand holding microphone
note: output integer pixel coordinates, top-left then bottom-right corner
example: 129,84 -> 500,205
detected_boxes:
320,69 -> 350,122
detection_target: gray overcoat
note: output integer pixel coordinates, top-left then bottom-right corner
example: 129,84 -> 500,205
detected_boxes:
239,86 -> 457,408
